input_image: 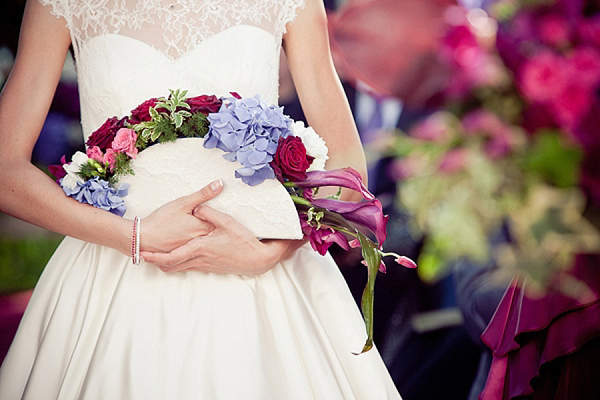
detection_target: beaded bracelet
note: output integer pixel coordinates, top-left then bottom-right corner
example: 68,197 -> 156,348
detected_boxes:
131,216 -> 141,265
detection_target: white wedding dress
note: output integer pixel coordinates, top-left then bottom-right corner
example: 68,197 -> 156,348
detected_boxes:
0,1 -> 402,399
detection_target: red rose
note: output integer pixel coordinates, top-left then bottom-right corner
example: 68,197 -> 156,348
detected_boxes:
187,95 -> 222,115
271,136 -> 314,182
86,116 -> 125,151
129,98 -> 159,124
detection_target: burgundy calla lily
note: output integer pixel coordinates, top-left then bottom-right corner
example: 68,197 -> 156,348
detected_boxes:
311,197 -> 388,246
294,168 -> 374,200
48,155 -> 68,183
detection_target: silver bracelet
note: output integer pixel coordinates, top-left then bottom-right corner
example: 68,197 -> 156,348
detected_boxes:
132,216 -> 141,265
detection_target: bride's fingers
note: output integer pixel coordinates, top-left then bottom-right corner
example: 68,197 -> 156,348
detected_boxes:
178,179 -> 223,211
141,238 -> 206,271
192,204 -> 248,233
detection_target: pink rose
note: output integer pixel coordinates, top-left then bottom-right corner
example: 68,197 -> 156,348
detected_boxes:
536,14 -> 570,47
86,146 -> 104,163
271,136 -> 314,182
520,51 -> 569,102
86,116 -> 125,151
103,149 -> 117,171
111,128 -> 138,158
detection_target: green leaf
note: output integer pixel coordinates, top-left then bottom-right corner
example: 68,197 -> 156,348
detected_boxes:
173,113 -> 183,129
150,129 -> 162,142
353,231 -> 381,354
523,130 -> 582,188
149,106 -> 161,120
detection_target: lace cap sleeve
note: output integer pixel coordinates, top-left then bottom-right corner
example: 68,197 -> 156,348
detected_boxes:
277,0 -> 307,35
38,0 -> 70,24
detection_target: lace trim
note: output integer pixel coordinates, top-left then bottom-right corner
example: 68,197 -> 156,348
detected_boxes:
38,0 -> 307,58
276,0 -> 306,36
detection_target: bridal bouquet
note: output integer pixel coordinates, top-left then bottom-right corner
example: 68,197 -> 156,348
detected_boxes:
50,89 -> 416,353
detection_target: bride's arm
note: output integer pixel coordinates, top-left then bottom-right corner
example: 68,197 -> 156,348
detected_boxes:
142,0 -> 366,273
284,0 -> 367,201
0,0 -> 219,256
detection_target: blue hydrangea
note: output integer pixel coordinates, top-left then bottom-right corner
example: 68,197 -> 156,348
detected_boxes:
61,177 -> 129,217
204,95 -> 293,186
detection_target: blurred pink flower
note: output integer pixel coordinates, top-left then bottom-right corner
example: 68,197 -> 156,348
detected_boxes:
442,24 -> 480,68
536,14 -> 571,47
569,47 -> 600,86
520,51 -> 569,102
411,113 -> 455,142
551,82 -> 594,131
438,148 -> 468,173
389,155 -> 427,180
462,110 -> 518,158
579,15 -> 600,47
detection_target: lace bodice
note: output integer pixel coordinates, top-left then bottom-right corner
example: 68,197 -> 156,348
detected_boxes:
40,0 -> 304,136
39,0 -> 307,239
40,0 -> 303,58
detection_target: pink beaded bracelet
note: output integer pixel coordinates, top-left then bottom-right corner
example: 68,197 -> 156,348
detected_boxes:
131,216 -> 141,265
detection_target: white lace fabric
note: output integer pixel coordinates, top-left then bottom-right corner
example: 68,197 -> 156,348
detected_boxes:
39,0 -> 304,59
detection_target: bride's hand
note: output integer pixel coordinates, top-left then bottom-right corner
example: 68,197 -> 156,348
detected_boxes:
140,204 -> 304,275
139,180 -> 223,253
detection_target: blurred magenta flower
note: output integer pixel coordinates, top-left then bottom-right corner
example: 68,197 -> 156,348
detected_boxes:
570,47 -> 600,86
579,15 -> 600,47
520,51 -> 569,102
536,14 -> 571,47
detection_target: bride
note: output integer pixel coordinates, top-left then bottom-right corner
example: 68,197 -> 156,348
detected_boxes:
0,0 -> 402,398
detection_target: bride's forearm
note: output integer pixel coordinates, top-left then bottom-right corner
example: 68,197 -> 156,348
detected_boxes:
0,160 -> 132,255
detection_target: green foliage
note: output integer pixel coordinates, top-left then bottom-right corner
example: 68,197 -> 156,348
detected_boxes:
179,112 -> 209,138
0,237 -> 62,294
523,130 -> 582,188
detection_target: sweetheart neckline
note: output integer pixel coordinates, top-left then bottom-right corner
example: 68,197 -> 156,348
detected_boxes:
81,25 -> 276,62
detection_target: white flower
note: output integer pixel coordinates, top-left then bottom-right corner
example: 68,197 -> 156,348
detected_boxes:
291,121 -> 329,171
60,173 -> 80,190
61,151 -> 88,190
70,151 -> 89,170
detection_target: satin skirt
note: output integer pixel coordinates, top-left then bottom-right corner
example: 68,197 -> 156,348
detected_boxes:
0,237 -> 401,399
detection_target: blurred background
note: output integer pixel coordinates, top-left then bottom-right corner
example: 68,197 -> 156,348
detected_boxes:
2,0 -> 600,399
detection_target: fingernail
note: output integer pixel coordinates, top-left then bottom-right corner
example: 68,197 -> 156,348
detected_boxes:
210,179 -> 223,191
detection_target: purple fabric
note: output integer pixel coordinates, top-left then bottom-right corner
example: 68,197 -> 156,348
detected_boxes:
480,254 -> 600,399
